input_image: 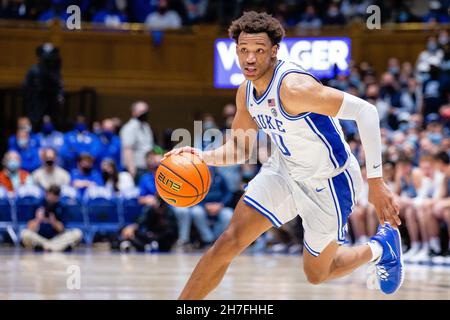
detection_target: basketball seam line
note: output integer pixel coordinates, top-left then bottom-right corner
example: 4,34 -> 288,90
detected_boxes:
159,162 -> 199,194
158,162 -> 201,206
182,154 -> 205,194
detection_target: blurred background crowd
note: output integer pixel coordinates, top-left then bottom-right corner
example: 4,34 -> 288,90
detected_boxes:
0,0 -> 449,265
2,0 -> 450,29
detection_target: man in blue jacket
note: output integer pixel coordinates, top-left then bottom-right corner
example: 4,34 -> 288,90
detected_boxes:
191,167 -> 233,246
60,116 -> 101,171
10,128 -> 41,172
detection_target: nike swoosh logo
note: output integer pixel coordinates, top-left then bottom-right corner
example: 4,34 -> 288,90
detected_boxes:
316,187 -> 325,192
373,163 -> 382,169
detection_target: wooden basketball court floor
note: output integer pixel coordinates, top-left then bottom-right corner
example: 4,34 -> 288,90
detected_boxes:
0,249 -> 449,299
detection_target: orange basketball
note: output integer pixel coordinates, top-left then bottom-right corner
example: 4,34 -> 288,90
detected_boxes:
155,151 -> 211,207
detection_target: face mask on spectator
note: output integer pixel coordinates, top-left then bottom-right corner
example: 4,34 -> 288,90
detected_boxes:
418,73 -> 430,82
103,130 -> 114,140
6,160 -> 20,172
45,159 -> 55,167
407,134 -> 418,145
75,122 -> 87,132
427,41 -> 438,52
328,7 -> 339,17
428,132 -> 442,145
19,125 -> 31,133
102,170 -> 114,180
203,121 -> 215,130
17,138 -> 28,148
389,67 -> 399,75
42,123 -> 54,134
81,166 -> 92,174
137,112 -> 149,122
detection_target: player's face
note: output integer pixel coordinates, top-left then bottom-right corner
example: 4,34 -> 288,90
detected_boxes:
236,32 -> 277,81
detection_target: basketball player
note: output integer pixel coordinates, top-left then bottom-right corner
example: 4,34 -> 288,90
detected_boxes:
165,11 -> 403,298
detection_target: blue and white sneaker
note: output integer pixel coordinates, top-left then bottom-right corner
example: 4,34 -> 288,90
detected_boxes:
370,223 -> 405,294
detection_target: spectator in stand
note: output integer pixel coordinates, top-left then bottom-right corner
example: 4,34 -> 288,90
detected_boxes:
23,43 -> 64,129
10,128 -> 41,172
70,153 -> 103,194
100,158 -> 134,192
0,151 -> 33,193
422,64 -> 445,117
416,36 -> 444,82
36,115 -> 65,158
408,154 -> 443,263
191,167 -> 233,247
399,77 -> 422,115
379,72 -> 402,110
92,0 -> 128,27
365,83 -> 390,128
429,159 -> 450,260
8,117 -> 38,150
416,151 -> 449,261
297,4 -> 322,30
395,156 -> 419,259
97,118 -> 122,170
423,0 -> 450,24
32,148 -> 70,190
119,195 -> 179,252
183,0 -> 208,25
0,0 -> 30,19
20,185 -> 83,252
128,0 -> 159,23
145,0 -> 182,29
323,2 -> 346,25
60,115 -> 101,171
120,101 -> 154,183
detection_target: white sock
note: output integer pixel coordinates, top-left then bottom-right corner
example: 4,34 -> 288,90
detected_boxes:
410,242 -> 420,250
422,242 -> 429,250
429,237 -> 441,253
368,240 -> 383,263
358,236 -> 369,244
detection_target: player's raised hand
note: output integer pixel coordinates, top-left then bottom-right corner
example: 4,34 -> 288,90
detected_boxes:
368,178 -> 401,228
162,146 -> 203,161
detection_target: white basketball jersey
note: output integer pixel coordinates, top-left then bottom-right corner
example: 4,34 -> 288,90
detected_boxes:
246,59 -> 352,181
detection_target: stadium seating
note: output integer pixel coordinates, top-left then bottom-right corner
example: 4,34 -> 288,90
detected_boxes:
83,186 -> 122,244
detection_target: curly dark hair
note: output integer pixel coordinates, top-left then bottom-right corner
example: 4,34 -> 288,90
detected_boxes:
228,11 -> 285,47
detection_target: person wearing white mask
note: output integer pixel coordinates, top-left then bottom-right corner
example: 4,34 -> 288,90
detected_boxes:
0,151 -> 33,193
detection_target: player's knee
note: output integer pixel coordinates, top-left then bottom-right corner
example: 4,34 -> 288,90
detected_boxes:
303,267 -> 327,285
303,261 -> 328,285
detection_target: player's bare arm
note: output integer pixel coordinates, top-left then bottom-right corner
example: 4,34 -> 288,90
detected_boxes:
164,81 -> 258,166
279,73 -> 401,228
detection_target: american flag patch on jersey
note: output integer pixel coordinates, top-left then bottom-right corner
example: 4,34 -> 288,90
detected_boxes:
268,98 -> 276,107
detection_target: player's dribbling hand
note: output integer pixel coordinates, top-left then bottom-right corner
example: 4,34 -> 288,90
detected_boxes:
368,178 -> 401,228
162,146 -> 203,161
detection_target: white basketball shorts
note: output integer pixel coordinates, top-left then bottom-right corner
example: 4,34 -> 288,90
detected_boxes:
244,152 -> 364,256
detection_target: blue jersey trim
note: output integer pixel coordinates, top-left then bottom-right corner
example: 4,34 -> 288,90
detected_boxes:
245,80 -> 251,109
251,60 -> 285,105
305,116 -> 338,168
303,241 -> 320,257
275,69 -> 320,121
308,113 -> 349,168
243,195 -> 282,227
328,178 -> 344,241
